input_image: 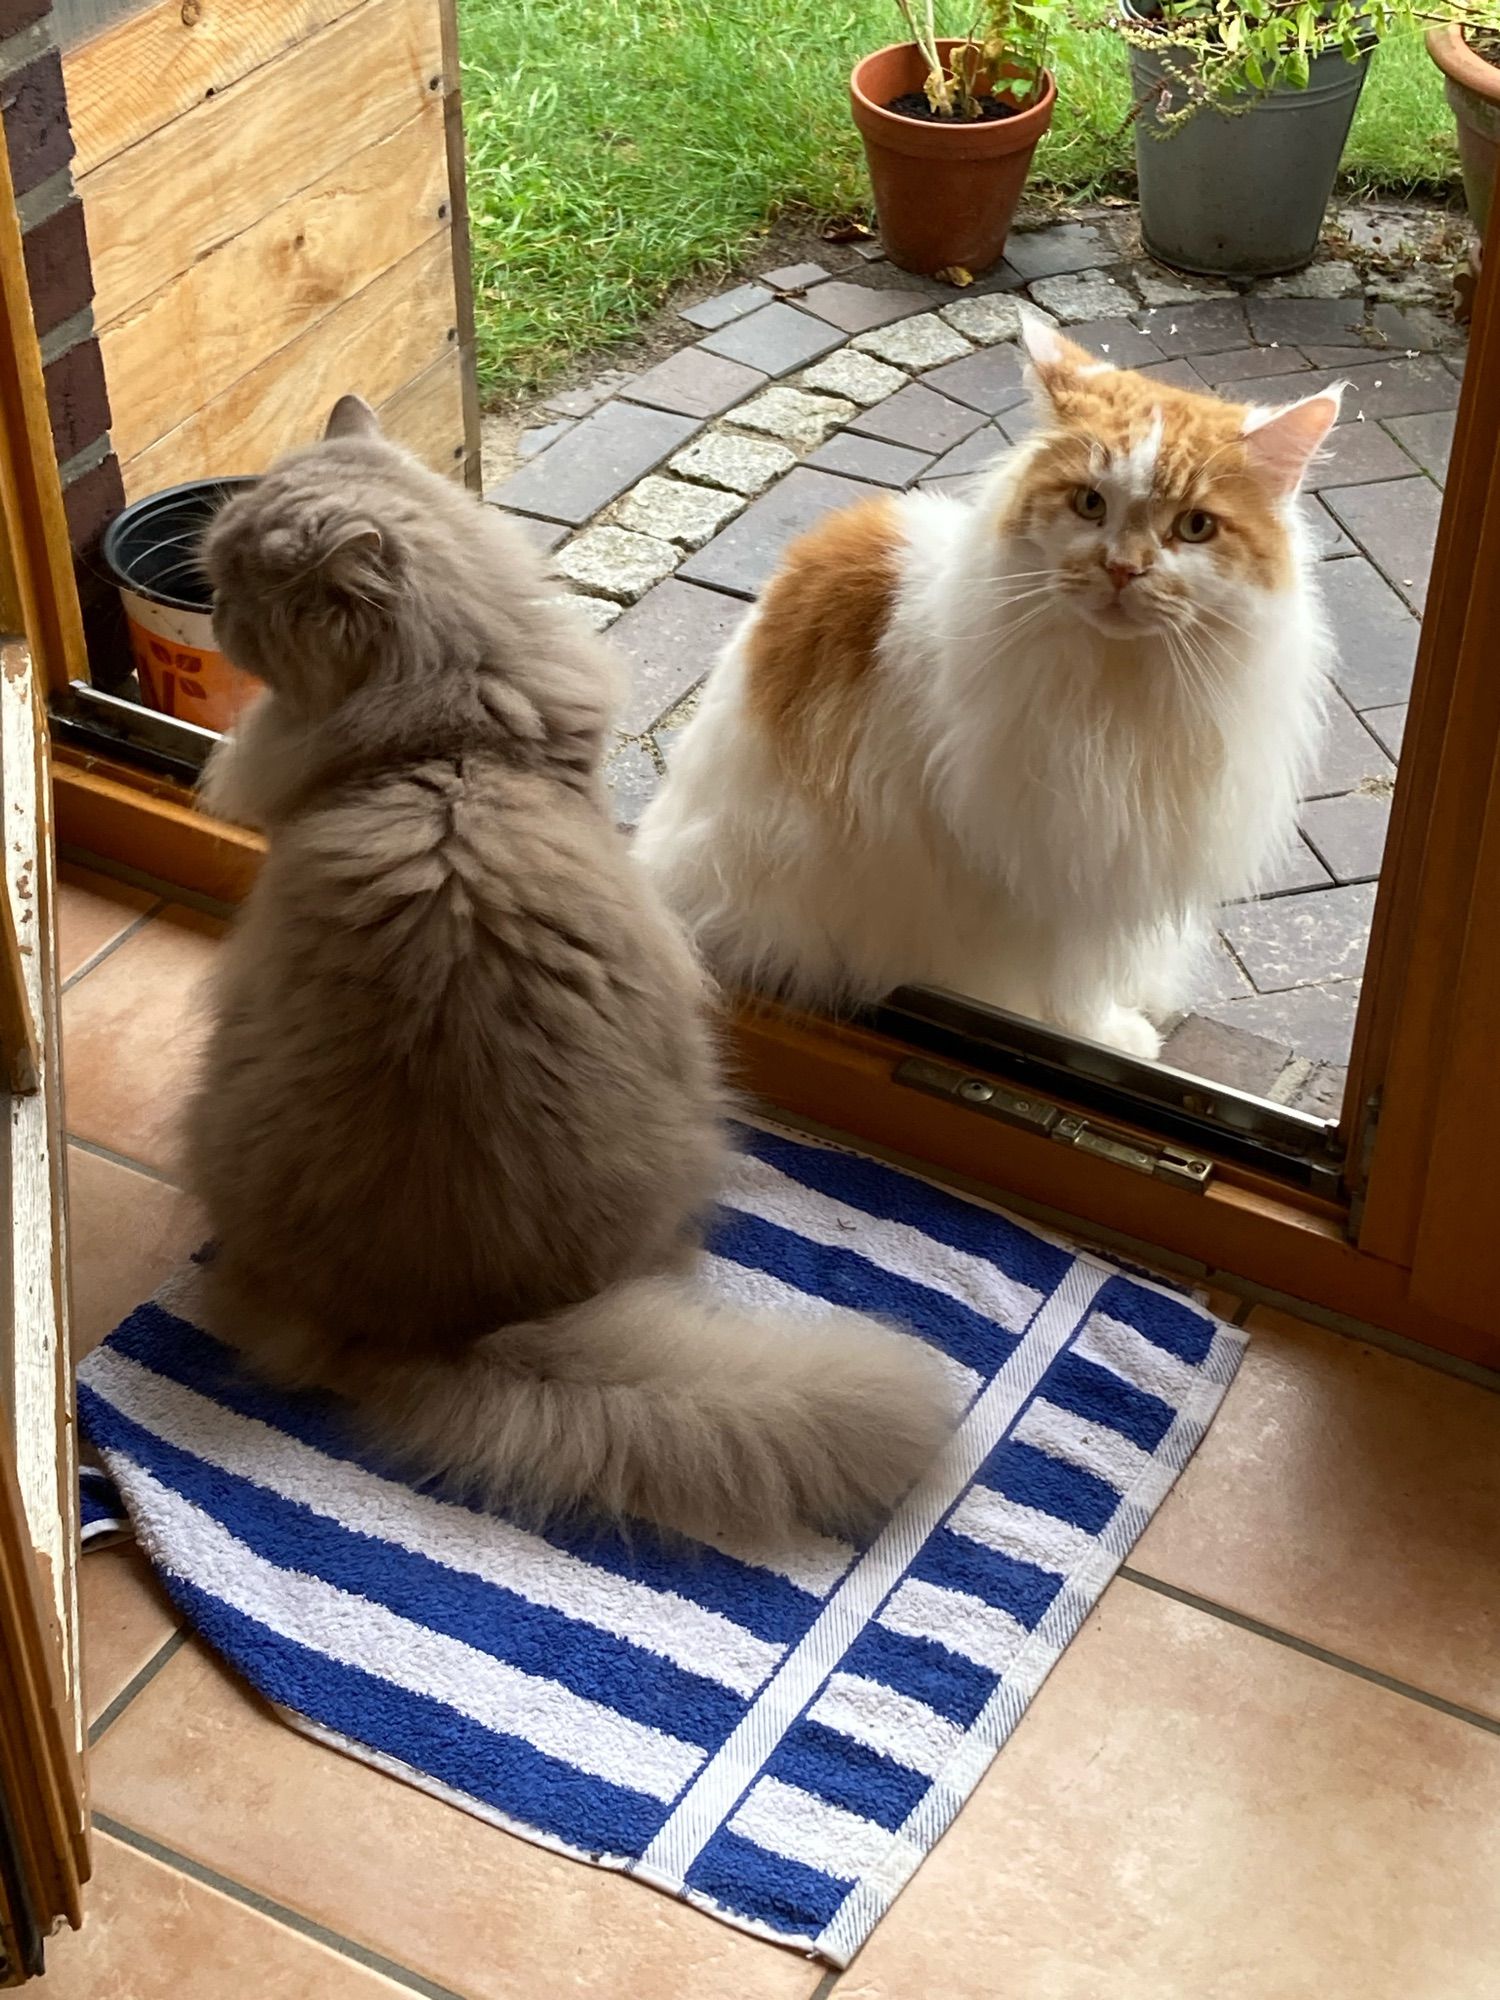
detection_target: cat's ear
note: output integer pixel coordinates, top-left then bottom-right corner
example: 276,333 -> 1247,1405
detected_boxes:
1019,309 -> 1107,405
324,394 -> 382,443
1240,387 -> 1344,497
315,520 -> 388,602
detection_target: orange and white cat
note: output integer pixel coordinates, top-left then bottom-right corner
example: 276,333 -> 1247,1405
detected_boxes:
636,315 -> 1341,1059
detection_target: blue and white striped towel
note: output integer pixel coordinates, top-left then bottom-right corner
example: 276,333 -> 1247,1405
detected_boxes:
78,1121 -> 1244,1965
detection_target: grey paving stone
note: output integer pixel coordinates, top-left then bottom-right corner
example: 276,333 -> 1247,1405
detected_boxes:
1320,476 -> 1443,613
517,418 -> 574,460
1445,354 -> 1466,380
1246,295 -> 1366,346
605,740 -> 660,830
851,236 -> 886,262
1362,702 -> 1408,759
1060,320 -> 1165,369
996,402 -> 1041,445
1159,1013 -> 1289,1097
1131,298 -> 1252,358
1135,357 -> 1211,393
762,261 -> 831,292
728,385 -> 854,448
1336,207 -> 1422,257
795,281 -> 927,333
1028,270 -> 1137,322
1204,364 -> 1343,408
1303,421 -> 1417,492
1369,301 -> 1459,353
919,344 -> 1028,416
620,348 -> 767,420
1198,346 -> 1313,387
1247,832 -> 1333,898
1257,261 -> 1361,300
679,466 -> 882,599
806,432 -> 933,488
1220,881 -> 1376,992
490,402 -> 698,526
849,382 -> 987,453
1205,977 -> 1362,1066
1286,1061 -> 1345,1119
921,425 -> 1008,484
493,509 -> 568,556
670,430 -> 796,495
549,593 -> 622,632
542,369 -> 637,419
852,314 -> 974,370
1368,269 -> 1448,306
653,682 -> 703,765
679,282 -> 773,331
609,579 -> 742,734
1305,693 -> 1394,798
1383,408 -> 1455,483
699,302 -> 843,375
612,475 -> 744,550
1134,266 -> 1235,307
1301,497 -> 1355,561
1004,223 -> 1113,281
939,294 -> 1034,344
1319,556 -> 1421,708
1299,789 -> 1392,884
1335,356 -> 1461,422
1187,933 -> 1255,1005
554,525 -> 679,603
798,349 -> 907,406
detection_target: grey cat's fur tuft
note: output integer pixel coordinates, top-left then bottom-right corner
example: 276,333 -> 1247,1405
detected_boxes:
185,402 -> 953,1541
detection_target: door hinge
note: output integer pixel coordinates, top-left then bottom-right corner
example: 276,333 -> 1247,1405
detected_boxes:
895,1056 -> 1215,1192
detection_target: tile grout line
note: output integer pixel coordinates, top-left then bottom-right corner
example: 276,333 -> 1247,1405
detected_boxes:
66,1133 -> 185,1191
88,1629 -> 189,1746
92,1813 -> 473,2000
1118,1569 -> 1500,1738
60,900 -> 165,994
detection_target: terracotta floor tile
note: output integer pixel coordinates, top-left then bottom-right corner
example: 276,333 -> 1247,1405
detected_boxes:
829,1580 -> 1500,2000
67,1143 -> 204,1359
92,1643 -> 826,2000
55,863 -> 156,983
62,904 -> 223,1176
37,1833 -> 413,1997
79,1545 -> 180,1730
1128,1306 -> 1500,1718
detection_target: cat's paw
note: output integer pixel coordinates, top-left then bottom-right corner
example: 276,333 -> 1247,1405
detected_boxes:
1098,1005 -> 1162,1062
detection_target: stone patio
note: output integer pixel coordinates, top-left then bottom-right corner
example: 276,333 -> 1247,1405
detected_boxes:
484,203 -> 1467,1116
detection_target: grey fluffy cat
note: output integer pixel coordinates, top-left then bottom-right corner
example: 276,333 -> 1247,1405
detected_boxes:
184,395 -> 952,1541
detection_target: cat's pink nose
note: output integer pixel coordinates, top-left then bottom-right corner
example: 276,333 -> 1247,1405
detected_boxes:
1106,559 -> 1144,594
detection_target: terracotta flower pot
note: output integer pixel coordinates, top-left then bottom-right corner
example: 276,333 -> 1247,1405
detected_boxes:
850,40 -> 1056,276
1427,24 -> 1500,237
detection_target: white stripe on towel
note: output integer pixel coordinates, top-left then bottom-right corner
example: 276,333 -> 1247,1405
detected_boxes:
724,1157 -> 1044,1333
1012,1399 -> 1153,1492
880,1578 -> 1028,1675
86,1347 -> 781,1697
808,1675 -> 964,1783
945,1489 -> 1094,1576
128,1463 -> 705,1801
632,1257 -> 1109,1889
729,1777 -> 896,1880
1074,1311 -> 1202,1405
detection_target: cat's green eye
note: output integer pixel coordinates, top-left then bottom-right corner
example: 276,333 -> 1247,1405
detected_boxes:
1175,508 -> 1218,544
1072,487 -> 1107,523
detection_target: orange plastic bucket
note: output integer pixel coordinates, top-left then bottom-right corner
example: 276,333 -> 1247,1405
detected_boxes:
102,477 -> 260,734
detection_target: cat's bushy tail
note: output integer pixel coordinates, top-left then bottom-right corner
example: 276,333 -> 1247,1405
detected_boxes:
268,1275 -> 955,1540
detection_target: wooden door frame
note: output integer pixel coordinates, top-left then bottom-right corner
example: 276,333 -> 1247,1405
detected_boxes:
33,185 -> 1500,1367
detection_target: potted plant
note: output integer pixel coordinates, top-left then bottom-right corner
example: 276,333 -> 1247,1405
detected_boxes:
1122,1 -> 1500,279
1427,21 -> 1500,239
850,2 -> 1061,275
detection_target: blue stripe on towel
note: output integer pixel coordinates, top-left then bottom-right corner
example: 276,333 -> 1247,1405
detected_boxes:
766,1720 -> 929,1832
78,1388 -> 744,1749
78,1121 -> 1245,1968
709,1207 -> 1014,1379
735,1124 -> 1073,1298
685,1826 -> 852,1937
168,1577 -> 670,1857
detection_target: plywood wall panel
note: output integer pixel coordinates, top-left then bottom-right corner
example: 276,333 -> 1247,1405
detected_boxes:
378,346 -> 465,477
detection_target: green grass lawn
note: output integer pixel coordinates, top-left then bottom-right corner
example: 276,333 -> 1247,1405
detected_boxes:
460,1 -> 1458,400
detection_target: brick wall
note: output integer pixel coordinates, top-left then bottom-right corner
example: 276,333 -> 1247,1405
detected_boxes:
3,0 -> 127,681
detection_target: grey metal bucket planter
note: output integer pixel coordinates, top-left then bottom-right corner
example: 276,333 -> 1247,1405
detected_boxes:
1128,26 -> 1372,277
